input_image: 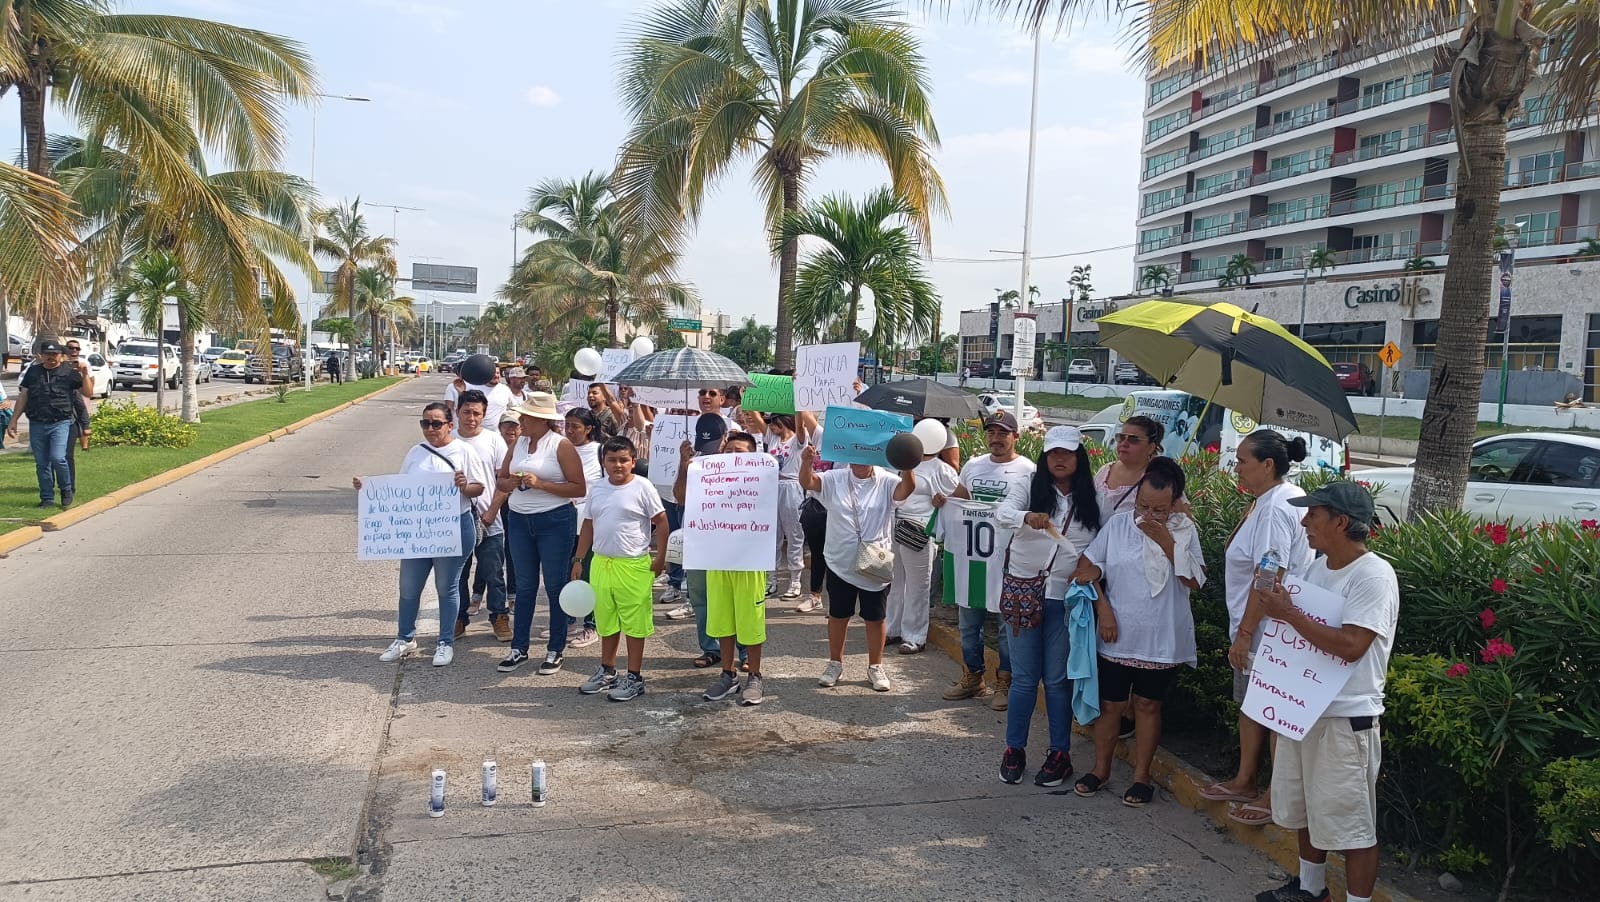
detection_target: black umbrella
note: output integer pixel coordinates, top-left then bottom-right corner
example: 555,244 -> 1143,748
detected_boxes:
855,379 -> 982,419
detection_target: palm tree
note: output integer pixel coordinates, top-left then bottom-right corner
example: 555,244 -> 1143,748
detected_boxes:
1139,264 -> 1174,295
110,252 -> 196,415
323,266 -> 414,373
713,318 -> 776,370
1069,265 -> 1094,301
1,2 -> 317,336
995,289 -> 1020,310
1578,238 -> 1600,258
502,172 -> 696,345
778,189 -> 940,363
534,316 -> 611,377
1306,246 -> 1337,278
616,0 -> 946,370
980,3 -> 1599,520
1403,255 -> 1440,272
1220,253 -> 1257,288
315,199 -> 396,379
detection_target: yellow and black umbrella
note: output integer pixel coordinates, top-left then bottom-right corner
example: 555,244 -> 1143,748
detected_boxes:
1095,300 -> 1358,440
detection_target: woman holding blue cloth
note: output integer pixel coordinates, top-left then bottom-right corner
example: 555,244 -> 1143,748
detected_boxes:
994,425 -> 1102,787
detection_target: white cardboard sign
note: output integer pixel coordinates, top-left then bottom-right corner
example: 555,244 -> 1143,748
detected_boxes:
681,452 -> 779,571
358,472 -> 463,560
626,385 -> 693,410
648,414 -> 695,488
598,348 -> 634,384
794,342 -> 859,410
1241,576 -> 1359,740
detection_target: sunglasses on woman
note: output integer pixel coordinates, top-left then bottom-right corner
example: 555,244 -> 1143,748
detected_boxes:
1115,433 -> 1148,445
419,418 -> 450,429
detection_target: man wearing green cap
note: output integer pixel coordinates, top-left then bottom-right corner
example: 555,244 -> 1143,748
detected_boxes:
1251,481 -> 1397,902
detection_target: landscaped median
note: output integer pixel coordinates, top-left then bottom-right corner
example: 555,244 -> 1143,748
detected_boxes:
0,377 -> 402,546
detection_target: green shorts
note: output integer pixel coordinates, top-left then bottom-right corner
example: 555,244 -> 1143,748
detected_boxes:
705,570 -> 767,646
592,554 -> 655,639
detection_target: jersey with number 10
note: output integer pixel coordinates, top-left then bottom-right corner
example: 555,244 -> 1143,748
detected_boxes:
938,498 -> 1004,610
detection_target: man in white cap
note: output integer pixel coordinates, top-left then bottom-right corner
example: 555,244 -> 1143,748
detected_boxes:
447,368 -> 515,427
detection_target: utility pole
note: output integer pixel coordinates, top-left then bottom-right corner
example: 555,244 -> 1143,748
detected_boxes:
1013,27 -> 1043,424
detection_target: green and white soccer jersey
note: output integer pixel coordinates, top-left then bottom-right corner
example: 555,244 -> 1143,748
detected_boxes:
938,499 -> 1004,610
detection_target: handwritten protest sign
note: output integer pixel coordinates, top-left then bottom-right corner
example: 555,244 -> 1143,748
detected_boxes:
1242,576 -> 1359,740
648,414 -> 695,488
682,452 -> 778,571
819,405 -> 912,467
626,385 -> 692,410
358,472 -> 462,560
598,348 -> 634,384
741,373 -> 795,414
794,342 -> 859,410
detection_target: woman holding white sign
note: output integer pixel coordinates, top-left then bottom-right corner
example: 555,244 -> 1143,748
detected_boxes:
357,401 -> 490,667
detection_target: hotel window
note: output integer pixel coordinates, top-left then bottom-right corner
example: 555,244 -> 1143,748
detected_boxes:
1273,101 -> 1324,128
1147,110 -> 1189,141
1413,315 -> 1562,371
1190,254 -> 1231,278
1195,167 -> 1250,199
1144,148 -> 1186,178
1504,150 -> 1564,187
1266,194 -> 1329,225
1353,177 -> 1423,211
1360,76 -> 1408,108
1499,211 -> 1561,246
1585,314 -> 1600,402
1269,146 -> 1334,177
1193,211 -> 1246,239
1141,185 -> 1187,214
1139,224 -> 1183,252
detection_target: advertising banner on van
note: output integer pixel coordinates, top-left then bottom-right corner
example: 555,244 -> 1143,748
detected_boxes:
1219,411 -> 1346,475
1117,390 -> 1210,458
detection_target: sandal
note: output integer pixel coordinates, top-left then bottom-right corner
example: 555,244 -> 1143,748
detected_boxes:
1073,773 -> 1105,797
1199,782 -> 1259,803
1122,782 -> 1155,807
1228,801 -> 1273,826
692,653 -> 721,669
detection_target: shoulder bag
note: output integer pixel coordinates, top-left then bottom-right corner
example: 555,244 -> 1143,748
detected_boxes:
849,477 -> 896,583
419,443 -> 485,548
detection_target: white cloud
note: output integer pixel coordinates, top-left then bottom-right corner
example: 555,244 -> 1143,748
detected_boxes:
943,124 -> 1130,159
1066,41 -> 1135,75
966,67 -> 1032,87
523,85 -> 562,108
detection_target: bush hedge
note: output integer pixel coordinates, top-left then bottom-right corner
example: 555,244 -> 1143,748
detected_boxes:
89,398 -> 197,448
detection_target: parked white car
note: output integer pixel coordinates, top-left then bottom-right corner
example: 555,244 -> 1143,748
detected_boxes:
112,340 -> 180,391
976,391 -> 1041,430
1353,433 -> 1600,525
1066,358 -> 1100,383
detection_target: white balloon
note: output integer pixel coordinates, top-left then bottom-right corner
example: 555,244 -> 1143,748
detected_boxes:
559,580 -> 597,618
630,336 -> 655,358
573,347 -> 602,377
913,418 -> 950,456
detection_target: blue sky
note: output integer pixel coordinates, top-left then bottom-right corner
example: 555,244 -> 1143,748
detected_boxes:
16,0 -> 1147,335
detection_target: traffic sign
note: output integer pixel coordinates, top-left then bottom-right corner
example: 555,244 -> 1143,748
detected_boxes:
667,318 -> 701,332
1378,342 -> 1402,368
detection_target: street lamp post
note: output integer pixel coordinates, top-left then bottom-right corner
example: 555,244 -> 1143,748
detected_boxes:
1298,250 -> 1310,337
305,93 -> 370,387
1013,27 -> 1043,425
1495,222 -> 1524,426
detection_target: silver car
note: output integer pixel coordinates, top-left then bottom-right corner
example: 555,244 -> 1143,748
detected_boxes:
1353,433 -> 1600,525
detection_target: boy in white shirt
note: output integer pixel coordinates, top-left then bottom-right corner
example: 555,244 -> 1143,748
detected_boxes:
572,436 -> 668,702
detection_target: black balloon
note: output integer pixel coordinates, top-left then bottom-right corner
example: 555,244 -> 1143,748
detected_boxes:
885,432 -> 924,470
460,353 -> 496,385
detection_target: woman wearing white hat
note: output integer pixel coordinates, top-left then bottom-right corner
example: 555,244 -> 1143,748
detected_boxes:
495,391 -> 588,675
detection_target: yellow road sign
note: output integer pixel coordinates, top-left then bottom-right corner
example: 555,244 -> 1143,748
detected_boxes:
1378,342 -> 1402,368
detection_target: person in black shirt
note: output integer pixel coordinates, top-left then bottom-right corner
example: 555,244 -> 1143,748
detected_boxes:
63,339 -> 94,486
6,339 -> 94,507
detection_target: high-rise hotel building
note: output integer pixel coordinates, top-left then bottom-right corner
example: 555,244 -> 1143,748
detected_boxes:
1133,28 -> 1600,400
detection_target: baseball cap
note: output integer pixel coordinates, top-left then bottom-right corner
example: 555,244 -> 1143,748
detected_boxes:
694,412 -> 729,454
498,411 -> 521,426
982,410 -> 1019,433
36,338 -> 65,354
506,367 -> 526,378
1289,480 -> 1375,524
1043,425 -> 1082,452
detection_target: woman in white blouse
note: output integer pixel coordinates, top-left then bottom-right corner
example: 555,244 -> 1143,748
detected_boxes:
356,401 -> 489,668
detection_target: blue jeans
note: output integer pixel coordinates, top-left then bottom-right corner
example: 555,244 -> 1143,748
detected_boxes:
959,605 -> 1011,675
1006,597 -> 1072,752
663,500 -> 684,589
457,531 -> 508,624
506,505 -> 577,654
687,569 -> 744,662
396,510 -> 475,644
29,419 -> 72,502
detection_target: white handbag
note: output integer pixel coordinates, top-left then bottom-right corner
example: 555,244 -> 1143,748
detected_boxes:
848,480 -> 895,582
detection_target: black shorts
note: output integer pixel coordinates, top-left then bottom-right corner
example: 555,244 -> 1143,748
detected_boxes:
1098,656 -> 1181,704
825,571 -> 887,622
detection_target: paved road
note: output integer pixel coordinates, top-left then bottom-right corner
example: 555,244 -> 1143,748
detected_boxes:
1,378 -> 1283,901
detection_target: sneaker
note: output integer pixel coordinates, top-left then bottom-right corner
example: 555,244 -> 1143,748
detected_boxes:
796,594 -> 822,614
818,660 -> 844,687
537,651 -> 564,675
740,673 -> 765,706
703,669 -> 741,701
665,603 -> 694,620
539,627 -> 552,639
1034,749 -> 1073,787
1253,877 -> 1330,902
867,664 -> 891,692
60,490 -> 74,507
37,500 -> 54,509
491,614 -> 512,642
898,642 -> 925,655
607,671 -> 646,701
497,649 -> 529,672
1119,716 -> 1136,741
780,582 -> 802,599
379,639 -> 417,663
579,665 -> 618,695
657,587 -> 683,605
432,644 -> 454,667
999,746 -> 1026,785
765,579 -> 778,597
653,572 -> 669,588
569,627 -> 599,649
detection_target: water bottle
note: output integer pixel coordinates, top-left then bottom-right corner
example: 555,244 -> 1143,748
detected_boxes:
1253,548 -> 1283,592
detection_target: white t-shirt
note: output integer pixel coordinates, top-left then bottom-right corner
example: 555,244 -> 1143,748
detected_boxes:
1223,481 -> 1314,639
817,468 -> 901,590
455,429 -> 509,535
570,441 -> 603,534
1310,552 -> 1400,718
446,381 -> 516,427
999,486 -> 1101,600
1084,510 -> 1204,666
765,431 -> 804,478
959,453 -> 1035,506
399,439 -> 489,516
506,429 -> 575,515
585,476 -> 665,559
898,457 -> 959,522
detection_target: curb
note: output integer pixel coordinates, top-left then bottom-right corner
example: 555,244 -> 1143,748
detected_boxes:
11,380 -> 405,545
925,617 -> 1417,902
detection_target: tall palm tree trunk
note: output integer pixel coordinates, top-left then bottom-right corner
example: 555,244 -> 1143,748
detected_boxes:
19,58 -> 60,337
1409,22 -> 1531,518
177,305 -> 198,422
607,289 -> 619,348
844,284 -> 861,343
370,312 -> 382,377
774,169 -> 801,369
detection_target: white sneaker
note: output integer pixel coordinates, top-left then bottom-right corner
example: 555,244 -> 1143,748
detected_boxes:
665,603 -> 694,620
819,660 -> 844,687
569,627 -> 599,648
796,594 -> 821,614
780,581 -> 803,599
867,663 -> 891,692
765,580 -> 778,597
652,572 -> 669,588
432,644 -> 454,667
657,587 -> 684,605
379,639 -> 417,663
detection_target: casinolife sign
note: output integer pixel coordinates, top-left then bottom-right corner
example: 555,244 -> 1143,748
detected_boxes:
1075,300 -> 1119,323
1343,279 -> 1430,315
